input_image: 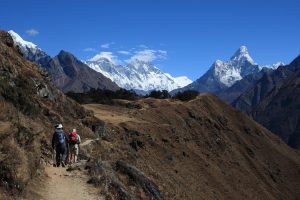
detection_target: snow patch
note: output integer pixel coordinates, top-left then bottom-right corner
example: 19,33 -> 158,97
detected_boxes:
8,30 -> 38,50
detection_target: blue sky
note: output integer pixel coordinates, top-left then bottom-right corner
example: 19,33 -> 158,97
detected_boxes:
1,0 -> 300,80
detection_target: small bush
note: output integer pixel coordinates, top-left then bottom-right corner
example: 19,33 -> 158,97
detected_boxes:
173,90 -> 199,101
0,139 -> 30,194
66,88 -> 138,105
147,90 -> 170,99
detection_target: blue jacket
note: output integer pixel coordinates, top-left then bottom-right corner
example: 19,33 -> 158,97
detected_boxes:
52,129 -> 66,148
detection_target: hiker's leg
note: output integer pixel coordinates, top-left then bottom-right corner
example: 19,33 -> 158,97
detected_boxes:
61,145 -> 67,162
66,144 -> 70,164
71,153 -> 75,163
55,146 -> 60,167
74,144 -> 79,162
70,145 -> 75,163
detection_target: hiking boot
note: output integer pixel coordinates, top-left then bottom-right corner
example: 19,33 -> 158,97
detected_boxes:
53,164 -> 56,167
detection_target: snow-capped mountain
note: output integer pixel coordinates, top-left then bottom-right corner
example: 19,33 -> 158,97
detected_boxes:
174,46 -> 284,94
8,30 -> 49,62
213,46 -> 260,87
8,30 -> 38,51
85,55 -> 192,92
8,30 -> 119,92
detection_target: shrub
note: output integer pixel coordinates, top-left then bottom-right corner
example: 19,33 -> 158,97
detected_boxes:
66,88 -> 138,105
173,90 -> 199,101
147,90 -> 170,99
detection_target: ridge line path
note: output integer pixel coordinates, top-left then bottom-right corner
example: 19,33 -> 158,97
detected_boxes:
37,139 -> 103,200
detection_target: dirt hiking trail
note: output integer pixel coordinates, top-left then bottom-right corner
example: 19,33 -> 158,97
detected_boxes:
31,138 -> 103,200
39,162 -> 100,200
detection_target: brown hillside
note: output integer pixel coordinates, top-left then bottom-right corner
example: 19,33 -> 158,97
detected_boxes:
84,95 -> 300,200
0,30 -> 100,199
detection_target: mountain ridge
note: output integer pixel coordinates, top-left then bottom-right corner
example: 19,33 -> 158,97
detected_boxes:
85,56 -> 192,92
173,46 -> 283,94
232,55 -> 300,149
8,30 -> 119,93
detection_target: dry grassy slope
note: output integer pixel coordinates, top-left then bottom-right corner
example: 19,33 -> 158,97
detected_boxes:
0,30 -> 99,199
85,95 -> 300,200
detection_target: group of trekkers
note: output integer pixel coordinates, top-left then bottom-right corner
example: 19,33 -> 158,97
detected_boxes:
51,123 -> 81,167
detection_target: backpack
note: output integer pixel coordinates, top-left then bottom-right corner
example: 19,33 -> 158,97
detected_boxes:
55,130 -> 65,145
69,131 -> 78,145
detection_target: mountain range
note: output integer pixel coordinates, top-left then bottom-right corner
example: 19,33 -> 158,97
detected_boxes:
8,30 -> 192,94
8,30 -> 119,93
85,55 -> 192,93
174,46 -> 283,95
8,30 -> 285,99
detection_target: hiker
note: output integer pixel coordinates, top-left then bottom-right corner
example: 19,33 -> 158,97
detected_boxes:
69,128 -> 81,164
51,124 -> 67,167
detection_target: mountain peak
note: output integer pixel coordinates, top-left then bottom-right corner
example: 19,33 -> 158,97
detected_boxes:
230,45 -> 255,65
56,50 -> 78,64
238,45 -> 248,53
233,46 -> 249,56
58,50 -> 72,56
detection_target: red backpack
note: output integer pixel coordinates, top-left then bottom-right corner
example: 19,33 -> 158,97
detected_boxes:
69,131 -> 78,145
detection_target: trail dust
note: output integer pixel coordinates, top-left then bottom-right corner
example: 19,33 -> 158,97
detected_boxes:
38,162 -> 101,200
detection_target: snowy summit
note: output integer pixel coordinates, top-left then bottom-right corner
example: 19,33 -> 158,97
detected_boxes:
8,30 -> 39,53
85,56 -> 192,92
212,46 -> 260,87
175,45 -> 284,94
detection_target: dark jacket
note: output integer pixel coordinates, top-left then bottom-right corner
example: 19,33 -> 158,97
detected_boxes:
52,129 -> 66,149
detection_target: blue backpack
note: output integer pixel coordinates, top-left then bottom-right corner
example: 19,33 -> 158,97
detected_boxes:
55,130 -> 65,145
